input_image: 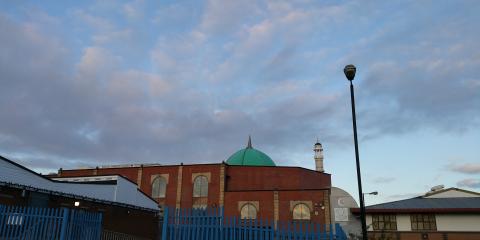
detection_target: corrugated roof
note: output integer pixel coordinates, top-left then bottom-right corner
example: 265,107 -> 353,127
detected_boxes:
0,155 -> 159,211
367,197 -> 480,210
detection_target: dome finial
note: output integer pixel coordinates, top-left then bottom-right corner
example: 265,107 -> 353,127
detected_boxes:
247,135 -> 252,149
226,135 -> 276,166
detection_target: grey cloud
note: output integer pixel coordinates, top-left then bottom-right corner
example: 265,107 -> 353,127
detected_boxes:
0,13 -> 342,172
1,1 -> 480,175
446,163 -> 480,174
456,179 -> 480,189
261,46 -> 300,82
199,0 -> 261,35
347,2 -> 480,136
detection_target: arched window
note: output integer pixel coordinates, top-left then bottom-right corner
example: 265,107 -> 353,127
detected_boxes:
240,203 -> 257,219
193,175 -> 208,197
152,176 -> 167,198
293,203 -> 311,220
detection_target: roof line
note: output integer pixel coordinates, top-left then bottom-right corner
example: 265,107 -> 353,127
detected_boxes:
1,155 -> 57,183
364,196 -> 422,208
424,187 -> 480,197
352,207 -> 480,214
52,174 -> 140,187
1,155 -> 158,210
60,162 -> 224,171
59,163 -> 331,176
0,181 -> 158,212
226,187 -> 331,192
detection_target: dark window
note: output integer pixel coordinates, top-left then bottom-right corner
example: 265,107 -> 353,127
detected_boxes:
411,214 -> 436,231
372,214 -> 397,231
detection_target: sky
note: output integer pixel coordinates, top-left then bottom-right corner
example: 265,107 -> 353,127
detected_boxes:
0,0 -> 479,205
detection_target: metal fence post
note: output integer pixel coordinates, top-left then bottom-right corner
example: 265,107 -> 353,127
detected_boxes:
59,208 -> 69,240
162,207 -> 169,240
97,212 -> 103,240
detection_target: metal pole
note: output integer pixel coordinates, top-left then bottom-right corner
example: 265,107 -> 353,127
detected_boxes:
349,80 -> 368,240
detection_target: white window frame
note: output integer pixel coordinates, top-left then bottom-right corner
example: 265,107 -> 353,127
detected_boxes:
151,176 -> 167,198
292,203 -> 311,220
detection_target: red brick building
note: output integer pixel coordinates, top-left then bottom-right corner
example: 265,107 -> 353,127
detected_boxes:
54,138 -> 332,225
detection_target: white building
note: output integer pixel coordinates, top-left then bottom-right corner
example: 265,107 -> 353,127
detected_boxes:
330,187 -> 362,238
354,186 -> 480,240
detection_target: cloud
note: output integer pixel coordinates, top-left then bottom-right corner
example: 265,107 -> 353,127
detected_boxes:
205,2 -> 350,84
457,179 -> 480,189
123,0 -> 145,20
446,163 -> 480,174
199,0 -> 261,35
73,9 -> 114,31
77,47 -> 119,77
1,1 -> 480,177
347,3 -> 480,136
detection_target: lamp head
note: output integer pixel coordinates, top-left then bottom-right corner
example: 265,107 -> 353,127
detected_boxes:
344,64 -> 356,81
370,191 -> 378,195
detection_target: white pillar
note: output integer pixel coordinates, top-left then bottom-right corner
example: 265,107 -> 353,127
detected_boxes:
314,142 -> 324,172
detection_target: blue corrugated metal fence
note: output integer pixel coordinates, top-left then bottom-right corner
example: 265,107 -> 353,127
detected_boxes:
161,207 -> 348,240
0,204 -> 102,240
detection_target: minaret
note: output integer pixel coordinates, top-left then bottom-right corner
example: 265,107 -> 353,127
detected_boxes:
314,140 -> 324,172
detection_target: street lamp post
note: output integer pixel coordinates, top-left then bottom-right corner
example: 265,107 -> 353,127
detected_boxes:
362,191 -> 378,206
344,64 -> 368,240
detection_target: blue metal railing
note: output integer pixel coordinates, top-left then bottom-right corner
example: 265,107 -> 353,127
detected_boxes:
161,207 -> 348,240
0,204 -> 102,240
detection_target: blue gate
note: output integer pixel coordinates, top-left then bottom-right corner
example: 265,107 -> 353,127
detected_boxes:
161,207 -> 348,240
0,204 -> 102,240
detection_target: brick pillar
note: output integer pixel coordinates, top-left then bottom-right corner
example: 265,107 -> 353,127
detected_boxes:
274,190 -> 279,229
219,164 -> 225,207
175,165 -> 183,209
324,190 -> 331,230
137,165 -> 143,188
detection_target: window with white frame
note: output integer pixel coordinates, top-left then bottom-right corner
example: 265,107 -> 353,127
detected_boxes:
240,203 -> 257,219
151,176 -> 167,198
292,203 -> 311,220
193,175 -> 208,197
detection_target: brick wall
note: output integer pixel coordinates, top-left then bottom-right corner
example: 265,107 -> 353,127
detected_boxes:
224,191 -> 274,220
58,164 -> 332,224
278,190 -> 328,223
225,166 -> 331,191
141,165 -> 179,207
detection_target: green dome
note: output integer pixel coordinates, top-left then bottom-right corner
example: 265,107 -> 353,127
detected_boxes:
226,137 -> 276,166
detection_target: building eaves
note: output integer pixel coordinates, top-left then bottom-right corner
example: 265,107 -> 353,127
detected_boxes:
423,187 -> 480,197
351,197 -> 480,214
0,181 -> 158,212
